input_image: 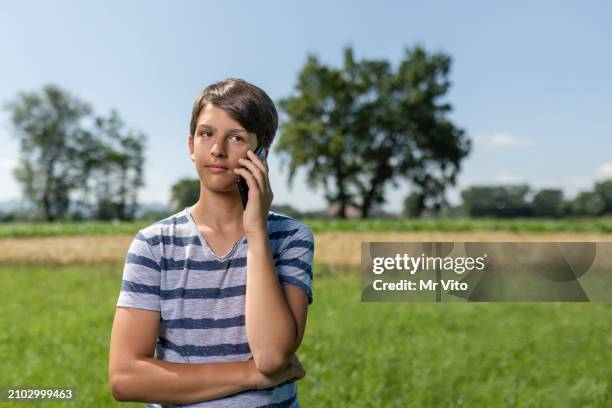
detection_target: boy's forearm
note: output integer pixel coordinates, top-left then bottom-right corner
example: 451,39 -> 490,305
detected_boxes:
111,357 -> 257,404
244,228 -> 298,373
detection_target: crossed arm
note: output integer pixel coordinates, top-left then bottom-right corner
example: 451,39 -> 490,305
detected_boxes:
108,231 -> 309,404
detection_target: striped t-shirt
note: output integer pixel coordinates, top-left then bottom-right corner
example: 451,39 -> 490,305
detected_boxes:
116,207 -> 314,408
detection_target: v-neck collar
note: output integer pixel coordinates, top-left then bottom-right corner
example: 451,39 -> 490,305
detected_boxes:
184,206 -> 246,260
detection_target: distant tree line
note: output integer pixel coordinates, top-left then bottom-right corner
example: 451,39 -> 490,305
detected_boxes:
166,178 -> 612,221
4,84 -> 146,221
404,180 -> 612,218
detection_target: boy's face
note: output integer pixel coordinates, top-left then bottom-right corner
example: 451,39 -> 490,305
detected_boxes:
189,103 -> 259,194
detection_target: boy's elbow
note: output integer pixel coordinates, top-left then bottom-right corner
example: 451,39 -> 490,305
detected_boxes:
253,352 -> 291,376
110,372 -> 133,402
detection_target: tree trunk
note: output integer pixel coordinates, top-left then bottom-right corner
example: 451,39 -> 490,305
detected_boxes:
360,169 -> 386,219
334,160 -> 348,219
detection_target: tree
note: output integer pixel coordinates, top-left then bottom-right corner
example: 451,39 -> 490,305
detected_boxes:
532,189 -> 564,218
276,45 -> 471,218
6,85 -> 92,221
6,85 -> 147,221
461,184 -> 532,218
88,111 -> 146,220
594,179 -> 612,214
170,178 -> 200,212
570,191 -> 605,216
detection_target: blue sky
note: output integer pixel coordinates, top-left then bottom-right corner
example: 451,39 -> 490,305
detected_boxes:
1,1 -> 611,213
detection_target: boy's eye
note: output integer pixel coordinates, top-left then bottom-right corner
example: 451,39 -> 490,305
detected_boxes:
198,130 -> 246,143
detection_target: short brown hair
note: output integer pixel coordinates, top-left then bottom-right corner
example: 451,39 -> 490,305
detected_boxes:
189,78 -> 278,149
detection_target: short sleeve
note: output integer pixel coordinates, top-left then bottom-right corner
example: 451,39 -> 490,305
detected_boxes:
275,224 -> 314,305
116,231 -> 161,312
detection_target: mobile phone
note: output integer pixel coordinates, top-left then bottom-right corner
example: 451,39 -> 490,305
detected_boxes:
237,144 -> 267,209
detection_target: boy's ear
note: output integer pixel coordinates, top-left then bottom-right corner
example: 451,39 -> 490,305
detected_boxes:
188,135 -> 195,159
188,134 -> 193,150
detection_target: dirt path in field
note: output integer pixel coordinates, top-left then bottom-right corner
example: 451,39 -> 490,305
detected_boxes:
0,235 -> 134,265
1,231 -> 611,267
315,231 -> 612,268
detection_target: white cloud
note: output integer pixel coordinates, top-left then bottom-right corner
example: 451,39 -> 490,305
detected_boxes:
475,132 -> 534,148
597,162 -> 612,177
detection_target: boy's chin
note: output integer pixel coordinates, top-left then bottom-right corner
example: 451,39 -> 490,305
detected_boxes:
202,181 -> 239,194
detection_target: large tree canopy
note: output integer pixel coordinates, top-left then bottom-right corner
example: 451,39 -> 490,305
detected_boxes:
5,84 -> 146,221
276,45 -> 471,218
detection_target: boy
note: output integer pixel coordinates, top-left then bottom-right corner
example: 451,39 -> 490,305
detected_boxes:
108,78 -> 314,407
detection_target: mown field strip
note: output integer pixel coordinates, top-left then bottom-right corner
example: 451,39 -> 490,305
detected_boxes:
1,231 -> 612,267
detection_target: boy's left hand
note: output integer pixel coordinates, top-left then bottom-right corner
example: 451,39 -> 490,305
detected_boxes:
233,149 -> 273,236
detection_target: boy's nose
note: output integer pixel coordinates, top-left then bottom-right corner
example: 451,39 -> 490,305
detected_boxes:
209,142 -> 226,158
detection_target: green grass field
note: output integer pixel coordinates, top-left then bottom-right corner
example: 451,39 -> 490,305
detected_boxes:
1,216 -> 612,237
1,262 -> 610,407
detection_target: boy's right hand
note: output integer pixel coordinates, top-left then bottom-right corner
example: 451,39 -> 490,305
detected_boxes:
248,355 -> 305,390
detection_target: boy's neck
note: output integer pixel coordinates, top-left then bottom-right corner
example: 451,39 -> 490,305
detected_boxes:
190,192 -> 245,234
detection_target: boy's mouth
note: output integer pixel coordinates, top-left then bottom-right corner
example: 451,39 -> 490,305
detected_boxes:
206,164 -> 228,170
